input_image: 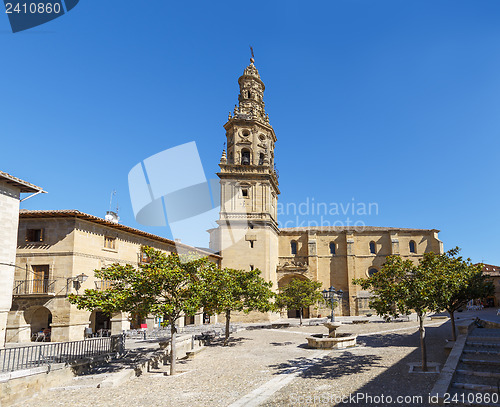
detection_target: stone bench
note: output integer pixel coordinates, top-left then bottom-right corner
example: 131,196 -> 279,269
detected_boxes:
352,320 -> 370,324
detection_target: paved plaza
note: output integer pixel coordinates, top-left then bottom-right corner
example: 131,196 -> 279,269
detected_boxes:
16,310 -> 497,407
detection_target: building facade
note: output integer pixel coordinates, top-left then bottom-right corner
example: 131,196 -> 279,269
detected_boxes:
482,264 -> 499,307
279,227 -> 443,316
0,171 -> 44,347
210,59 -> 444,318
7,210 -> 221,343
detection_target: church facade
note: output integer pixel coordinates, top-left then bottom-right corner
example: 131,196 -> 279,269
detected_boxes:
209,58 -> 443,318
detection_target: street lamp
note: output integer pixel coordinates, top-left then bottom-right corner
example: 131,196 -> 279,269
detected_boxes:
72,273 -> 88,294
322,286 -> 344,322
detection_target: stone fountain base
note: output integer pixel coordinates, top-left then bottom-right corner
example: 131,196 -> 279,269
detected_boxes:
306,322 -> 357,349
307,333 -> 357,349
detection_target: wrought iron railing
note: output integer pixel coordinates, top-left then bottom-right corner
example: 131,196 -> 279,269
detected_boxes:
124,323 -> 239,340
13,279 -> 56,295
0,336 -> 122,373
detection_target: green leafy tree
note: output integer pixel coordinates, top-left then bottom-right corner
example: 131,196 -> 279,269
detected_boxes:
198,267 -> 274,345
275,279 -> 323,326
421,248 -> 495,341
353,255 -> 435,371
69,246 -> 211,375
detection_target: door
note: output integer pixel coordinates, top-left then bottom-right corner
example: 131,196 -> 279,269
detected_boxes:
32,265 -> 49,293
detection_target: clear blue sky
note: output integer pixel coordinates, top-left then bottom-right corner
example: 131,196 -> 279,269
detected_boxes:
2,0 -> 500,264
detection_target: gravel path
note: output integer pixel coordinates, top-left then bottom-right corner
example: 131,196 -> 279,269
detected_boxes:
15,315 -> 470,407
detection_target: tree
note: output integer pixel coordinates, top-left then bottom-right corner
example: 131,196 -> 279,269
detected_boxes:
198,267 -> 274,345
275,279 -> 323,326
353,255 -> 435,371
69,246 -> 211,375
421,248 -> 494,341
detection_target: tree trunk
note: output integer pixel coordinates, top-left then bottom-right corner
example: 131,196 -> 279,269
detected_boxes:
224,309 -> 231,346
449,310 -> 457,342
299,308 -> 303,326
170,321 -> 177,375
418,312 -> 428,372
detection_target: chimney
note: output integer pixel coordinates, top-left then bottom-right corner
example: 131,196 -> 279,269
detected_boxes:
105,211 -> 119,224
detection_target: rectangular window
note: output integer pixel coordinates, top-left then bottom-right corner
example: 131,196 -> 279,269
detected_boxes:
26,229 -> 44,242
140,252 -> 151,263
250,240 -> 254,248
104,236 -> 116,250
250,265 -> 254,271
242,189 -> 249,198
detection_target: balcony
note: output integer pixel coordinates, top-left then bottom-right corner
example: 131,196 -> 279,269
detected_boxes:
13,279 -> 56,295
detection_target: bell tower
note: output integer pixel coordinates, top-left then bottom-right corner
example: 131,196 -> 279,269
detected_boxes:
210,56 -> 280,293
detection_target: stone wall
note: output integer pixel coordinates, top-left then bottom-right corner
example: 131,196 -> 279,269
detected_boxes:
0,181 -> 21,348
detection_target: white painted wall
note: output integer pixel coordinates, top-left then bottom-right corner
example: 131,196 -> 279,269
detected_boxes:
0,181 -> 21,348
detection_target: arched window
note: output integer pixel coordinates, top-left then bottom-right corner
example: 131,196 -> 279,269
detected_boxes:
329,242 -> 336,255
291,241 -> 297,255
241,149 -> 250,165
409,240 -> 416,253
368,268 -> 378,277
258,153 -> 265,165
369,241 -> 376,254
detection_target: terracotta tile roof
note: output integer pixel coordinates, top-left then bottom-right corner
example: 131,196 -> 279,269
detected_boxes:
19,209 -> 221,259
0,170 -> 44,193
481,263 -> 500,275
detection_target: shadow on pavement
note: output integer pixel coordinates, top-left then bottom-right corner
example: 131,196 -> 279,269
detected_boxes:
269,351 -> 383,379
204,336 -> 252,347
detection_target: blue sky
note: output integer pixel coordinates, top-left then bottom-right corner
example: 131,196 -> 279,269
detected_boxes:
2,0 -> 500,264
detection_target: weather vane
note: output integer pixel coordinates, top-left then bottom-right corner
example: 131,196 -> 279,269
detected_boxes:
250,45 -> 255,63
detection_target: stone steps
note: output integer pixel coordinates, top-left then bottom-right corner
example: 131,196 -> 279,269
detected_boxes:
463,349 -> 500,356
453,382 -> 498,393
467,341 -> 500,349
462,357 -> 500,366
457,361 -> 500,374
454,373 -> 500,387
456,369 -> 500,379
447,388 -> 500,406
431,323 -> 500,406
449,326 -> 500,406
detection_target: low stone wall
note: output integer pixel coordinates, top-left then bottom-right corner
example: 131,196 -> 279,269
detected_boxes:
456,318 -> 476,335
480,318 -> 500,329
0,363 -> 74,407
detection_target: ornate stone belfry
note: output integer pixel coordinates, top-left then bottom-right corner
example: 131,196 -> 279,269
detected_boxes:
210,56 -> 280,302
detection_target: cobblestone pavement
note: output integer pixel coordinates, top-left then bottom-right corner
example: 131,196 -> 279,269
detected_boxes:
16,312 -> 490,407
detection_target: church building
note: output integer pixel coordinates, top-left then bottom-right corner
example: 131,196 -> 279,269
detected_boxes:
209,57 -> 443,318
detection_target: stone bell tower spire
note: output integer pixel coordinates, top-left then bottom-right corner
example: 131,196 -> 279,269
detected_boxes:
210,54 -> 280,301
230,52 -> 269,124
222,54 -> 276,173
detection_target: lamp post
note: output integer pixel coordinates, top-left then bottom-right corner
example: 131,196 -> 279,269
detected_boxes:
72,273 -> 88,294
322,286 -> 344,322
